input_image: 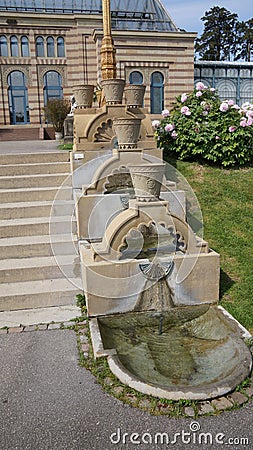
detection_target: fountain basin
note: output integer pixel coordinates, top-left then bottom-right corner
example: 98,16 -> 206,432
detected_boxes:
90,305 -> 252,400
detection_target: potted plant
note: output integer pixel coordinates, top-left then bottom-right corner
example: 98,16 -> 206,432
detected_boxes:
43,98 -> 71,140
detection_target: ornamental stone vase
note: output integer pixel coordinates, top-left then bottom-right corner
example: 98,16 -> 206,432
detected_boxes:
101,79 -> 125,105
113,117 -> 141,149
72,84 -> 95,108
128,163 -> 165,201
124,84 -> 146,108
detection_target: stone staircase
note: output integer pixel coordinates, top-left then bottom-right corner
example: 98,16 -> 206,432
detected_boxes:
0,151 -> 82,311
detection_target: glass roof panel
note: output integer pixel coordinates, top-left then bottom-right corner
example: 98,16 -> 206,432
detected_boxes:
0,0 -> 178,32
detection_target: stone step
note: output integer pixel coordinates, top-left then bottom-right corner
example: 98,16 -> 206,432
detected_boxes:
0,173 -> 71,189
0,162 -> 70,176
0,278 -> 82,311
0,200 -> 75,219
0,186 -> 72,203
0,216 -> 76,238
0,255 -> 81,283
0,234 -> 78,259
0,152 -> 70,165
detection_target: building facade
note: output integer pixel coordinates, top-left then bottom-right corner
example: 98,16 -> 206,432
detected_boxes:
0,0 -> 196,140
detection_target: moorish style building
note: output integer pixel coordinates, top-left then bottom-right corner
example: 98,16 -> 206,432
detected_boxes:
0,0 -> 196,140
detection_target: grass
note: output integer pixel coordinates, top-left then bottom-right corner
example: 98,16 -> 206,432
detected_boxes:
57,143 -> 73,150
165,156 -> 253,333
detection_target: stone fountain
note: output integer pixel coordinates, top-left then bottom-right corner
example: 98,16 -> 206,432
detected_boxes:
72,0 -> 252,401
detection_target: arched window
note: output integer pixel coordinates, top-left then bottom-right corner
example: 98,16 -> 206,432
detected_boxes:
8,71 -> 30,124
43,70 -> 63,104
21,36 -> 29,57
36,36 -> 44,57
47,36 -> 55,57
0,35 -> 8,56
10,35 -> 19,57
57,37 -> 65,57
150,71 -> 164,114
129,71 -> 143,85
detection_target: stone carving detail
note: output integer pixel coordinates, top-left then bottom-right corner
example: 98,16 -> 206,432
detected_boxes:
94,119 -> 114,142
103,165 -> 133,194
119,221 -> 187,259
38,66 -> 66,85
1,65 -> 31,86
101,78 -> 125,105
128,163 -> 165,201
139,260 -> 174,281
124,84 -> 146,108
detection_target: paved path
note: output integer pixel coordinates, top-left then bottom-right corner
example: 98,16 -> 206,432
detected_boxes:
0,329 -> 252,450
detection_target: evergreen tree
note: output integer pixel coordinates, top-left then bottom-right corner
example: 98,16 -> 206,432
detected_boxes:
195,6 -> 238,60
239,19 -> 253,61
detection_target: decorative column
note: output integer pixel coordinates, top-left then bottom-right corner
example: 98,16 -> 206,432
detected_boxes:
100,0 -> 117,79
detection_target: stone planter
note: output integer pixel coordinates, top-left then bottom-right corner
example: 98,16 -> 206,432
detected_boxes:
128,163 -> 165,201
72,84 -> 94,108
113,117 -> 141,149
101,79 -> 125,105
55,131 -> 63,141
124,84 -> 146,108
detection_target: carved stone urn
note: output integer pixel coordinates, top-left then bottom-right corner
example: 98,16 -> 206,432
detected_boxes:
124,84 -> 146,108
72,84 -> 95,108
113,117 -> 141,149
101,78 -> 125,105
128,163 -> 165,201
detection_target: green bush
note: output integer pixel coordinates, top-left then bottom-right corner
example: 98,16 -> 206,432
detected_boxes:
153,83 -> 253,167
43,98 -> 70,132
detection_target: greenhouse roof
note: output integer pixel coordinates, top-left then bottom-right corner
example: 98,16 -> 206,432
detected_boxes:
0,0 -> 178,32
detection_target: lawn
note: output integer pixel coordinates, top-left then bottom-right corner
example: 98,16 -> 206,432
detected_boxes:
165,157 -> 253,333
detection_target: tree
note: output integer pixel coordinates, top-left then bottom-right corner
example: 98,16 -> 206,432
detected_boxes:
195,6 -> 238,61
43,98 -> 70,133
239,19 -> 253,61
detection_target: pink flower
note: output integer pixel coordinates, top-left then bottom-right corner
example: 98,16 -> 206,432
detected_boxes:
152,120 -> 160,128
162,109 -> 170,118
196,91 -> 203,97
181,93 -> 188,102
210,87 -> 216,92
165,123 -> 174,132
229,126 -> 236,132
240,119 -> 247,127
171,131 -> 178,139
220,102 -> 229,112
181,106 -> 191,116
232,104 -> 240,110
215,136 -> 220,140
196,82 -> 206,91
247,118 -> 253,126
228,100 -> 234,106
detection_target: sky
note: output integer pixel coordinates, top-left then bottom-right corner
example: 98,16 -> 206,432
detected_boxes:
163,0 -> 252,35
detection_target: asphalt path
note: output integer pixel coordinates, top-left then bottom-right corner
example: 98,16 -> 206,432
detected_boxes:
0,330 -> 252,450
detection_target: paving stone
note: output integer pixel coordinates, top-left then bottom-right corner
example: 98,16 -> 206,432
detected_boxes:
183,406 -> 195,417
24,325 -> 38,332
138,399 -> 152,409
158,404 -> 174,414
48,323 -> 61,330
211,397 -> 233,411
37,324 -> 48,331
198,402 -> 215,415
113,386 -> 124,395
245,386 -> 253,397
80,335 -> 89,343
81,343 -> 89,353
125,394 -> 138,405
8,326 -> 24,333
0,329 -> 8,334
78,327 -> 87,334
104,377 -> 114,386
77,321 -> 87,326
63,321 -> 75,328
228,391 -> 248,406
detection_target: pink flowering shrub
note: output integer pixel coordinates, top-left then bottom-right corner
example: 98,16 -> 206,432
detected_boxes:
153,85 -> 253,167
